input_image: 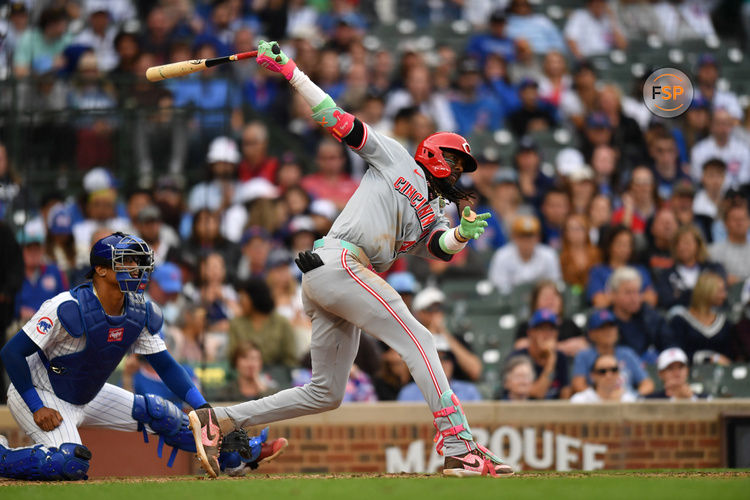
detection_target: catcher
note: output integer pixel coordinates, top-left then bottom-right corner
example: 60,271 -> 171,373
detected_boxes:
0,233 -> 285,480
189,40 -> 512,478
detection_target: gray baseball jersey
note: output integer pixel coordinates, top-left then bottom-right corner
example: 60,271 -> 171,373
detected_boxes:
327,124 -> 451,271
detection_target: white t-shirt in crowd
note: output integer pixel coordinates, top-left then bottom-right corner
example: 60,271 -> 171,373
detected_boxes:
690,135 -> 750,189
564,9 -> 620,57
571,387 -> 638,403
488,242 -> 561,294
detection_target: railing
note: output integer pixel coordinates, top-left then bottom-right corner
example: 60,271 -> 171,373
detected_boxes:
0,75 -> 310,217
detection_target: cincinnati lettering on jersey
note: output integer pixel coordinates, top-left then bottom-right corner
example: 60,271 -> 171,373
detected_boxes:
394,177 -> 435,229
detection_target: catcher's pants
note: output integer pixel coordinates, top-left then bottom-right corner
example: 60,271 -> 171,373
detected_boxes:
7,382 -> 138,447
216,239 -> 473,457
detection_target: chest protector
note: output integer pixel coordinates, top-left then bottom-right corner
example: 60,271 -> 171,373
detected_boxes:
43,283 -> 162,405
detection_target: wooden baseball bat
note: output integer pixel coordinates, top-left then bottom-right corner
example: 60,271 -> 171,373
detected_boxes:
145,50 -> 258,82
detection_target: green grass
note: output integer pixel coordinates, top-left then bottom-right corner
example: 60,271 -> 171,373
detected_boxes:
2,472 -> 749,500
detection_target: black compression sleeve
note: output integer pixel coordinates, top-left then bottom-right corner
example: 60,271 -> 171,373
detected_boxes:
428,230 -> 453,262
344,118 -> 365,149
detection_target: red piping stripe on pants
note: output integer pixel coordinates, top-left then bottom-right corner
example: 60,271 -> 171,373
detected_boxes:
340,249 -> 442,395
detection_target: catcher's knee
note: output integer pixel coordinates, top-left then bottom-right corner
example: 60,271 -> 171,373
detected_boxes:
0,443 -> 91,481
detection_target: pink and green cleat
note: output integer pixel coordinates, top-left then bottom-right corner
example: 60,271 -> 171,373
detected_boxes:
188,408 -> 235,478
443,444 -> 514,477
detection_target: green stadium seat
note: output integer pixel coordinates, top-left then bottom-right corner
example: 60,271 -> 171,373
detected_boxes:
464,314 -> 500,350
464,290 -> 507,316
689,363 -> 723,396
676,39 -> 711,54
645,363 -> 663,392
716,364 -> 750,398
442,278 -> 483,300
505,282 -> 536,319
265,364 -> 293,390
562,285 -> 586,317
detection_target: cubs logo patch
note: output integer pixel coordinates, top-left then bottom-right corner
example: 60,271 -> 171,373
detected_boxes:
107,327 -> 124,342
36,317 -> 53,335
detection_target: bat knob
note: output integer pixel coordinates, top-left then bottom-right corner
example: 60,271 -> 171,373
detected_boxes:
272,44 -> 280,55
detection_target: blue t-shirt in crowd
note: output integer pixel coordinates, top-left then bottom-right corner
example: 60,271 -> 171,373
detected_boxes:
586,264 -> 653,303
450,92 -> 504,138
470,205 -> 508,253
482,79 -> 521,113
466,34 -> 516,64
572,346 -> 648,391
168,75 -> 241,130
397,379 -> 482,402
15,264 -> 67,317
511,348 -> 570,399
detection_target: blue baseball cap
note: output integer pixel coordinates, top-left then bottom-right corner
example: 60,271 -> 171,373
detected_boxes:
151,263 -> 182,294
240,226 -> 270,245
266,249 -> 293,269
586,112 -> 612,129
528,308 -> 558,328
519,77 -> 538,89
696,53 -> 718,69
387,272 -> 418,295
47,207 -> 73,235
690,96 -> 710,110
588,308 -> 616,330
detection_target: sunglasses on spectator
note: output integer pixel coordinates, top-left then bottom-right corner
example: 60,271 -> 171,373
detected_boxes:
594,366 -> 619,375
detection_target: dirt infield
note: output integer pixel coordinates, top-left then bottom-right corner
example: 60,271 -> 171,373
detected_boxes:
1,470 -> 749,485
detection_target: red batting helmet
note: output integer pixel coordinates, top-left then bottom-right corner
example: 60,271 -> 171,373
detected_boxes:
414,132 -> 477,178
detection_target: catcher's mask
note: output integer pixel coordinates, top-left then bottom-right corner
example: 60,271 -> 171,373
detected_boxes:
87,232 -> 154,294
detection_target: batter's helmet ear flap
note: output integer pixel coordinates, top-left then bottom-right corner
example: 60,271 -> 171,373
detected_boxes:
414,132 -> 477,178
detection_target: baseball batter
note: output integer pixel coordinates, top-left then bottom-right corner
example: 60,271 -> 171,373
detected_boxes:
0,233 -> 282,480
189,41 -> 512,478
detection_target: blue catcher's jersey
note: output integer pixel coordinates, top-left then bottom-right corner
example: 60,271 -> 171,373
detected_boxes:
21,283 -> 167,405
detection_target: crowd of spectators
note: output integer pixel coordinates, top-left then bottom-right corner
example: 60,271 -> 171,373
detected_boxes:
1,0 -> 750,404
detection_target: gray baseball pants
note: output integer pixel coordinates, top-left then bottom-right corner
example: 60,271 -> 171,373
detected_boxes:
215,239 -> 473,456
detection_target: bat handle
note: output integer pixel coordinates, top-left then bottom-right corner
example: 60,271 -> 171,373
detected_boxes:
232,50 -> 258,61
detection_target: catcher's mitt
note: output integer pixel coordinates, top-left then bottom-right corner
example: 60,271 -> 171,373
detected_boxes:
220,428 -> 256,462
219,427 -> 269,475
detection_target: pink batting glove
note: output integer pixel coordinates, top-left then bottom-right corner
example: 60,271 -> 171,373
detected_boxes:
256,40 -> 297,80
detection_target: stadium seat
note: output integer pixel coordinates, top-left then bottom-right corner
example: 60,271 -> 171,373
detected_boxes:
463,290 -> 506,316
463,314 -> 499,351
462,313 -> 517,354
504,282 -> 536,319
442,278 -> 484,300
562,285 -> 585,317
265,364 -> 293,390
716,364 -> 750,398
689,363 -> 724,396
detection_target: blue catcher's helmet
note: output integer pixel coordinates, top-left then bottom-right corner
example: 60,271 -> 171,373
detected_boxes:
87,232 -> 154,294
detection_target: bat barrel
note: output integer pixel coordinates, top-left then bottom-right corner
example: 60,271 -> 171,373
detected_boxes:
146,59 -> 207,82
145,51 -> 258,82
